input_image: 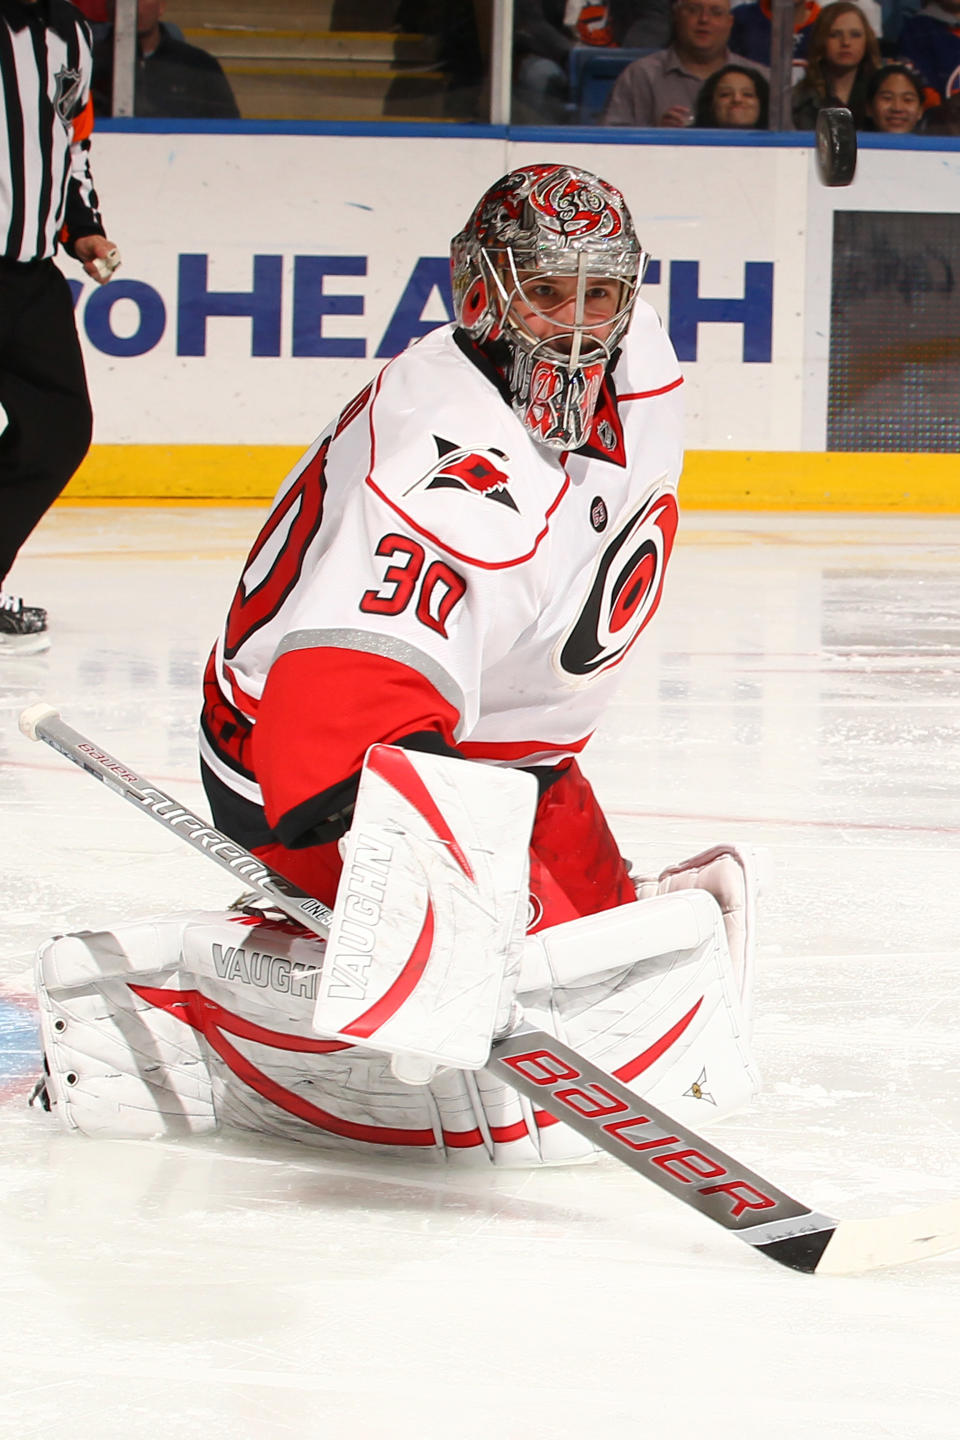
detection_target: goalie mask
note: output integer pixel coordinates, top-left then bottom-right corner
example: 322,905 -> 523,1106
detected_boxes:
450,164 -> 647,451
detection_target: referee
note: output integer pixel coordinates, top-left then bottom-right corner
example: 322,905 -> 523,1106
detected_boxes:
1,0 -> 120,655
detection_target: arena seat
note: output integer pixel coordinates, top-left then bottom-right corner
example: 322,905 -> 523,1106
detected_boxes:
567,45 -> 656,124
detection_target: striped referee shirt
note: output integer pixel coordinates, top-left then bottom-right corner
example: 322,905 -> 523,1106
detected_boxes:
0,0 -> 103,264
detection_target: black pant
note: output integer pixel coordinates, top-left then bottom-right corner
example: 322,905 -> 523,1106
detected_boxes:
0,259 -> 92,589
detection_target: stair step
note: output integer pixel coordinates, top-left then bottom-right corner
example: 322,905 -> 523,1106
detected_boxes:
165,1 -> 402,31
225,69 -> 449,121
224,60 -> 446,92
187,28 -> 438,64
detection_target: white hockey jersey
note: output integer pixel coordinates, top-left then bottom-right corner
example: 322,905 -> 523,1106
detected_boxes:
201,303 -> 683,855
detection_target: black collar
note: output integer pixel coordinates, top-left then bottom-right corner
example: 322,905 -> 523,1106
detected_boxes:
452,327 -> 515,409
452,327 -> 625,462
1,0 -> 83,41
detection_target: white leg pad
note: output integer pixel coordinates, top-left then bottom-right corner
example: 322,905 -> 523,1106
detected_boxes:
35,910 -> 541,1162
519,888 -> 759,1145
632,843 -> 760,1016
34,890 -> 757,1162
37,917 -> 216,1137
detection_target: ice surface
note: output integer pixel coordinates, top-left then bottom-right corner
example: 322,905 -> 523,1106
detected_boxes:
2,507 -> 959,1439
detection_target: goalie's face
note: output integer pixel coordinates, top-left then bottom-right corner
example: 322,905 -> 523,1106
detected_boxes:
509,272 -> 624,350
486,260 -> 639,450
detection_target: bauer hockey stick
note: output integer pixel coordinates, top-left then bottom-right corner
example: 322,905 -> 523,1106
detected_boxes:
19,702 -> 960,1277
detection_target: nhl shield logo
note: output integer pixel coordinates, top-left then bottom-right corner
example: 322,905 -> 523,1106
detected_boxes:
54,65 -> 84,125
597,420 -> 617,452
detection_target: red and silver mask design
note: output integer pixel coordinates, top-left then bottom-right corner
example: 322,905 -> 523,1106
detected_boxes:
450,164 -> 647,451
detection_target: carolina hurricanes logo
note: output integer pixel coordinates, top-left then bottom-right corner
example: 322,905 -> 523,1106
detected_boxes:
409,435 -> 518,511
556,484 -> 678,680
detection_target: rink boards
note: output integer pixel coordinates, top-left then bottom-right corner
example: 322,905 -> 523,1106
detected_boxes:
61,127 -> 960,510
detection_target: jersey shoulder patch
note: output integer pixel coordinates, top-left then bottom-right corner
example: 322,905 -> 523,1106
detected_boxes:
364,333 -> 568,570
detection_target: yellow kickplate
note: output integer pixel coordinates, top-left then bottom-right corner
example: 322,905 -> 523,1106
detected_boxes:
62,445 -> 960,512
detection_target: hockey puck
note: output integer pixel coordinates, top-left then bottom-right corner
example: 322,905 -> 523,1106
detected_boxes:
815,107 -> 857,187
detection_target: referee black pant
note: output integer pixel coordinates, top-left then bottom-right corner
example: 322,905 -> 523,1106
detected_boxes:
0,258 -> 92,590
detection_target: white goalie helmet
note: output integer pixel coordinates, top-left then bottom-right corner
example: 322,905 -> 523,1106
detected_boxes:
450,163 -> 648,451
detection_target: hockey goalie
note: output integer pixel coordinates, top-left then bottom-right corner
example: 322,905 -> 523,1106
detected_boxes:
34,745 -> 760,1165
33,164 -> 760,1161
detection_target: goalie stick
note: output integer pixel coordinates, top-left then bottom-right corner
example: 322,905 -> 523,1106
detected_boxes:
19,701 -> 960,1277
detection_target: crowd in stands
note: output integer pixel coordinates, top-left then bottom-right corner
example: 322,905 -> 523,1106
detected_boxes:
68,0 -> 959,133
524,0 -> 960,131
71,1 -> 239,119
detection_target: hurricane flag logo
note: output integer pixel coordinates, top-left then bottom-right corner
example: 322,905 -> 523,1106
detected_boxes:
409,436 -> 518,511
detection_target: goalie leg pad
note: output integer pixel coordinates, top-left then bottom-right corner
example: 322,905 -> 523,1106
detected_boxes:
37,917 -> 216,1138
519,888 -> 760,1138
35,890 -> 756,1161
34,910 -> 576,1163
632,843 -> 760,1015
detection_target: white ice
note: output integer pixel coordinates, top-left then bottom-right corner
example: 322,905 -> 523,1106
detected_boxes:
2,507 -> 959,1440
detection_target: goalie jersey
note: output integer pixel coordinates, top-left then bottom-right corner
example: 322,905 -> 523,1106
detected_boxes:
201,302 -> 683,866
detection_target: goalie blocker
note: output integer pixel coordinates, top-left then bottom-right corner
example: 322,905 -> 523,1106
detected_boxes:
33,748 -> 759,1165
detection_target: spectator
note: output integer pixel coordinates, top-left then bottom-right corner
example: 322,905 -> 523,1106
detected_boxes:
791,1 -> 880,127
730,0 -> 821,69
1,0 -> 120,655
91,0 -> 240,119
864,59 -> 926,127
604,0 -> 762,124
879,0 -> 921,47
575,1 -> 675,48
611,0 -> 676,46
693,60 -> 771,122
71,0 -> 110,19
574,2 -> 618,42
422,0 -> 486,121
924,95 -> 960,132
514,0 -> 575,122
897,0 -> 960,107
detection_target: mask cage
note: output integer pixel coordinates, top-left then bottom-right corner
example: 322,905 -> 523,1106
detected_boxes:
476,244 -> 648,373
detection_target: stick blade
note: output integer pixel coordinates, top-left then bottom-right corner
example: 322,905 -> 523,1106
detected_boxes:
815,1198 -> 960,1275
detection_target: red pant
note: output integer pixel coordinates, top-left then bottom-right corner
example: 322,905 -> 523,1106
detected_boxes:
254,760 -> 634,932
